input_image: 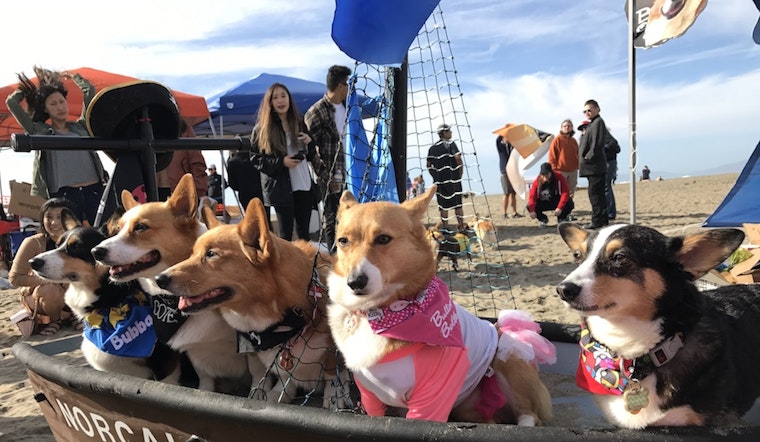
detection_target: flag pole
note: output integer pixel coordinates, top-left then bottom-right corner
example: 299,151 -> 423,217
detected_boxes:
628,0 -> 638,225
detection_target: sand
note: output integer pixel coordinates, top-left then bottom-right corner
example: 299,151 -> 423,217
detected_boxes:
0,173 -> 741,440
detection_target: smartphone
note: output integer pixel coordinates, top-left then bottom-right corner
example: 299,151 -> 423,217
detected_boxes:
292,152 -> 305,160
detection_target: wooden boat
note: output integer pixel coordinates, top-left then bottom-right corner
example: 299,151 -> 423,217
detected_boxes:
13,324 -> 760,442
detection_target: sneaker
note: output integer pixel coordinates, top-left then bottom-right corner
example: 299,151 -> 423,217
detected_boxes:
512,213 -> 523,218
539,221 -> 548,228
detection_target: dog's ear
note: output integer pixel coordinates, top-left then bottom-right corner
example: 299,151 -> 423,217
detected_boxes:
200,205 -> 220,229
167,174 -> 199,219
121,189 -> 139,211
675,229 -> 745,280
100,206 -> 125,237
238,198 -> 273,260
558,223 -> 589,257
337,190 -> 358,222
60,208 -> 81,231
402,184 -> 436,222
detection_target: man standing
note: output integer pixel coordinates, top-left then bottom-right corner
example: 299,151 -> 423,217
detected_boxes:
305,65 -> 352,252
206,163 -> 225,204
427,123 -> 464,231
578,99 -> 609,229
496,134 -> 520,218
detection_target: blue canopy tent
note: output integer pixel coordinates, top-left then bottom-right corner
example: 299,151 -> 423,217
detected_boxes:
193,73 -> 326,136
703,140 -> 760,227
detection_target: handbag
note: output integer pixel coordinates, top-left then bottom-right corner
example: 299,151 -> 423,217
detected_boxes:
310,181 -> 322,205
308,163 -> 322,204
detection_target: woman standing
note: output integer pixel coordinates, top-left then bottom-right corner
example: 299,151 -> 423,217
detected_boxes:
547,119 -> 580,199
8,198 -> 77,336
250,83 -> 319,240
5,66 -> 108,226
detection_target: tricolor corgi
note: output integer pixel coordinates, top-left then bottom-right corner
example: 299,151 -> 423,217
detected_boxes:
29,209 -> 180,381
557,223 -> 760,428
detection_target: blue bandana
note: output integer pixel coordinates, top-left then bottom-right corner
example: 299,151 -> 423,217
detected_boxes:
83,292 -> 157,358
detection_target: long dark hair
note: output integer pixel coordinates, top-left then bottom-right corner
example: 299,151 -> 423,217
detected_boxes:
39,198 -> 75,239
15,66 -> 67,123
254,83 -> 301,157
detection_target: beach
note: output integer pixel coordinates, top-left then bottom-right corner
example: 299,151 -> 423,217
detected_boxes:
0,173 -> 741,440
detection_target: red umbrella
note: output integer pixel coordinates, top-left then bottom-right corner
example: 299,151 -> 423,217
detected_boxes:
0,67 -> 209,145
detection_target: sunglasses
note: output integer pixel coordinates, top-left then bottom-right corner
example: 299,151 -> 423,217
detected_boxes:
583,109 -> 593,113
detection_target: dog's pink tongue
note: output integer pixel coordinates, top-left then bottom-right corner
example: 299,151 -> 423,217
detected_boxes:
178,290 -> 221,310
178,297 -> 191,310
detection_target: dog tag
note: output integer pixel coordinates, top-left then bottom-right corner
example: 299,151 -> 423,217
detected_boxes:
344,314 -> 357,332
279,350 -> 294,371
623,380 -> 649,414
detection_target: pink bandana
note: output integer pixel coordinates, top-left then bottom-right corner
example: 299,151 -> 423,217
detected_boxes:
365,276 -> 464,348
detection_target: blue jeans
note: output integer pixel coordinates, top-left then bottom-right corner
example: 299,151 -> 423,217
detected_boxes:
53,182 -> 105,226
605,160 -> 617,219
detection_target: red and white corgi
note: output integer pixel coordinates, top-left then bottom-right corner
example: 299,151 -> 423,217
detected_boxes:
154,198 -> 348,409
327,185 -> 554,424
91,174 -> 248,392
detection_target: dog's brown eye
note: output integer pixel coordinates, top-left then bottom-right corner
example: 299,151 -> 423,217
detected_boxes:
134,223 -> 148,233
610,253 -> 630,266
572,250 -> 584,262
375,234 -> 391,245
205,249 -> 217,259
337,237 -> 348,246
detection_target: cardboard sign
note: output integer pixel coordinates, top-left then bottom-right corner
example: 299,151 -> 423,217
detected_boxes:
8,181 -> 47,220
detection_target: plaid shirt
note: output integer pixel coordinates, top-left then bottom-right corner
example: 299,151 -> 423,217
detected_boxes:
304,95 -> 345,188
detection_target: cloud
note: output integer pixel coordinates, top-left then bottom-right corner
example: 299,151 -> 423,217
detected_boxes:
2,0 -> 758,199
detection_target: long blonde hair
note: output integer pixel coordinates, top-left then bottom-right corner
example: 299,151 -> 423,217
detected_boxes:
255,83 -> 301,156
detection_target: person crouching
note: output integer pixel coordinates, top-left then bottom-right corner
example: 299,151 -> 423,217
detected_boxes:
527,163 -> 574,228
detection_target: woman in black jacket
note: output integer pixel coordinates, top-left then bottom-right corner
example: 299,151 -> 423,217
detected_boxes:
250,83 -> 320,240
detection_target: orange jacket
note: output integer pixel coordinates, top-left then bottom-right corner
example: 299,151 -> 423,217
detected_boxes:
548,133 -> 579,172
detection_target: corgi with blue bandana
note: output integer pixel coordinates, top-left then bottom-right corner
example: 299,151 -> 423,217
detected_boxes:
29,210 -> 180,381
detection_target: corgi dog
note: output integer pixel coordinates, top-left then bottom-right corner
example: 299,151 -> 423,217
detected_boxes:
556,223 -> 760,428
327,185 -> 555,425
426,224 -> 471,271
468,214 -> 497,251
90,174 -> 249,392
643,0 -> 708,48
29,209 -> 180,381
154,198 -> 347,409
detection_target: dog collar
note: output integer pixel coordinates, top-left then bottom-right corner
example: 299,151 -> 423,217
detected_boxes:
237,278 -> 325,353
576,322 -> 684,396
237,308 -> 306,352
359,275 -> 464,348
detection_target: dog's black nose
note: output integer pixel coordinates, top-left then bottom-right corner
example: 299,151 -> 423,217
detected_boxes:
91,246 -> 107,261
556,282 -> 581,302
29,258 -> 43,271
155,273 -> 171,289
347,271 -> 368,292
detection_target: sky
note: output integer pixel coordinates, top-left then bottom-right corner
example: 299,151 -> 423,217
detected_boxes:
1,0 -> 758,200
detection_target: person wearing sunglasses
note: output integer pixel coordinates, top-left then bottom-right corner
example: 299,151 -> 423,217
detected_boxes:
577,99 -> 609,229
